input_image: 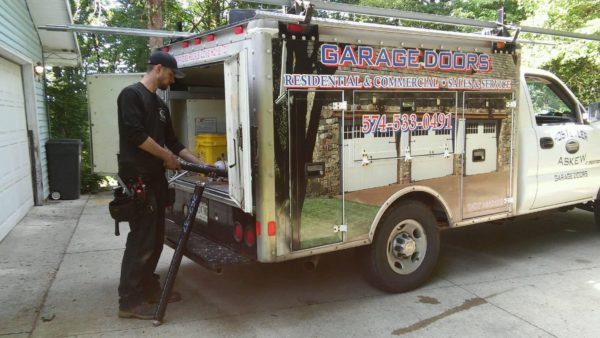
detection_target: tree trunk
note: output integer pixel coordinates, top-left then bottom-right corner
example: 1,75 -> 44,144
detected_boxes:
148,0 -> 164,48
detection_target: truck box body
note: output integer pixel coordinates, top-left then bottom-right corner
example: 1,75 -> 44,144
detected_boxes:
89,11 -> 599,291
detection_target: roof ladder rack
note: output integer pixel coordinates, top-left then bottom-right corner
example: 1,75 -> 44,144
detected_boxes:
245,0 -> 600,42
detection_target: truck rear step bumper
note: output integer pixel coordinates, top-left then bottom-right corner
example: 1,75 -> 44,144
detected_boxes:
164,218 -> 252,273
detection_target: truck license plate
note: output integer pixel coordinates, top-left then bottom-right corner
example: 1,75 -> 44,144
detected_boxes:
196,201 -> 208,224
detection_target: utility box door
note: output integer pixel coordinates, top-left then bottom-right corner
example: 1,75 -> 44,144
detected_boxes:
342,124 -> 397,191
87,73 -> 144,175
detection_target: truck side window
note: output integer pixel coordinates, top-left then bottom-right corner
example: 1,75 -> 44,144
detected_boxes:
526,75 -> 581,125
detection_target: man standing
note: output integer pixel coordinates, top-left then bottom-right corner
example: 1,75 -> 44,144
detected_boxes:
116,50 -> 200,319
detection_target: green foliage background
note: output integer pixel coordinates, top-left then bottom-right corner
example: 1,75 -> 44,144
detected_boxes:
46,67 -> 104,193
46,0 -> 598,194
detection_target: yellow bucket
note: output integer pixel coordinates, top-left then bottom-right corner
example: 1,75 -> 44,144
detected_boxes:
195,134 -> 227,164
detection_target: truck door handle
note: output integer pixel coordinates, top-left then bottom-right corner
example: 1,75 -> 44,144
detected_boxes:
229,138 -> 237,168
540,137 -> 554,149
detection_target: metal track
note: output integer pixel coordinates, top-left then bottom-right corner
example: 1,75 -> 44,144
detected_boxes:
39,23 -> 193,38
245,0 -> 600,42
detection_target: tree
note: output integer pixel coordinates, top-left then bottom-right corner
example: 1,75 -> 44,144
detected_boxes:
148,0 -> 164,48
48,0 -> 260,194
519,0 -> 599,105
46,66 -> 106,193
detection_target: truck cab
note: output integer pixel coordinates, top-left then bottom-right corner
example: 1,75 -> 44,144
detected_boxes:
518,69 -> 600,213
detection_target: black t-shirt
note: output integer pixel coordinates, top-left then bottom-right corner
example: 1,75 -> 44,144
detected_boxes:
117,82 -> 184,180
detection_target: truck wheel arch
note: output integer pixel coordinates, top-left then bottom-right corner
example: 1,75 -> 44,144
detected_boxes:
367,186 -> 453,242
594,189 -> 600,229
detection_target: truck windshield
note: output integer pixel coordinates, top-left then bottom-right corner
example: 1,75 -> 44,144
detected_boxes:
526,75 -> 580,125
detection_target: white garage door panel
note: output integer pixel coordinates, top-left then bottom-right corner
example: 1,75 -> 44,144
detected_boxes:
0,57 -> 33,241
343,132 -> 397,192
465,121 -> 497,176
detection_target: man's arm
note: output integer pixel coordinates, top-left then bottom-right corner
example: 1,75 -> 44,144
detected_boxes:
138,137 -> 180,170
159,101 -> 203,165
139,138 -> 203,170
178,148 -> 202,164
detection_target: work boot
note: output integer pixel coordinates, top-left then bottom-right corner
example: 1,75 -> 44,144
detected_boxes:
145,289 -> 182,304
118,302 -> 157,320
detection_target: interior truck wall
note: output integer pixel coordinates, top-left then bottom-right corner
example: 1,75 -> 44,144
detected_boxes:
178,99 -> 225,152
171,100 -> 187,148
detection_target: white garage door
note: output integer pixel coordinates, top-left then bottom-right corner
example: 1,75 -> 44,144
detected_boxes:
465,121 -> 498,176
0,57 -> 33,241
410,128 -> 454,181
343,123 -> 397,192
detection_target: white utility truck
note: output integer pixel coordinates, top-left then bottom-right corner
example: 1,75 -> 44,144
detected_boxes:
89,5 -> 600,293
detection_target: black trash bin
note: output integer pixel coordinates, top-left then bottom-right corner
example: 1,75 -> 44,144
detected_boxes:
46,139 -> 82,200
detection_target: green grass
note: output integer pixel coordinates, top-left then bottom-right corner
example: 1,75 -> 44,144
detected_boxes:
299,197 -> 379,249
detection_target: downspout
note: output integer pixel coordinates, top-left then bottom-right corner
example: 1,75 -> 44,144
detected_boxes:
25,0 -> 48,205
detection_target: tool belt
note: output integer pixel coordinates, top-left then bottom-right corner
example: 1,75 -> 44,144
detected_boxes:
109,187 -> 136,221
108,177 -> 148,236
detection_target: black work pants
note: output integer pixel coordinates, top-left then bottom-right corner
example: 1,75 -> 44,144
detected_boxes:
118,178 -> 167,309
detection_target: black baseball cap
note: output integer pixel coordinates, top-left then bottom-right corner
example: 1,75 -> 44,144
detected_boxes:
147,50 -> 185,79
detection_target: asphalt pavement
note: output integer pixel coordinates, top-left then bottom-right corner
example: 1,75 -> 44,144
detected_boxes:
1,191 -> 599,337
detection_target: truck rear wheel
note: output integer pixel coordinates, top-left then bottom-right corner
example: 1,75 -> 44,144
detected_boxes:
362,200 -> 440,293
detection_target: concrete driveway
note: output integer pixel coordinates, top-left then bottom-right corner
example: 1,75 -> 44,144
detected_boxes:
1,191 -> 599,337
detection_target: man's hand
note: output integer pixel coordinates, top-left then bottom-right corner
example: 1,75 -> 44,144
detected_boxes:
178,148 -> 203,165
163,154 -> 181,170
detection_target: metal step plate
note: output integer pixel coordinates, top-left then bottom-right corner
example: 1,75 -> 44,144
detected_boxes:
164,219 -> 252,272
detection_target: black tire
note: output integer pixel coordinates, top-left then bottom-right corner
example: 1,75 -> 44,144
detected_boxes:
362,200 -> 440,293
594,198 -> 600,229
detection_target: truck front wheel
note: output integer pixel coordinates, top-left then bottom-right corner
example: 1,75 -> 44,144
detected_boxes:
362,200 -> 440,293
594,198 -> 600,229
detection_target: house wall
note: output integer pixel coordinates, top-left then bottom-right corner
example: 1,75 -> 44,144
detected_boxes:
0,1 -> 48,201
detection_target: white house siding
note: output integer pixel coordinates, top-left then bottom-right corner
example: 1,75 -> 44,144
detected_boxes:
0,0 -> 48,241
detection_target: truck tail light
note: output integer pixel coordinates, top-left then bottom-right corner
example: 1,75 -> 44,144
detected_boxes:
492,40 -> 515,54
287,23 -> 304,33
279,22 -> 318,40
206,34 -> 215,42
268,221 -> 276,236
233,25 -> 244,35
244,225 -> 255,247
233,222 -> 243,242
256,221 -> 261,236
